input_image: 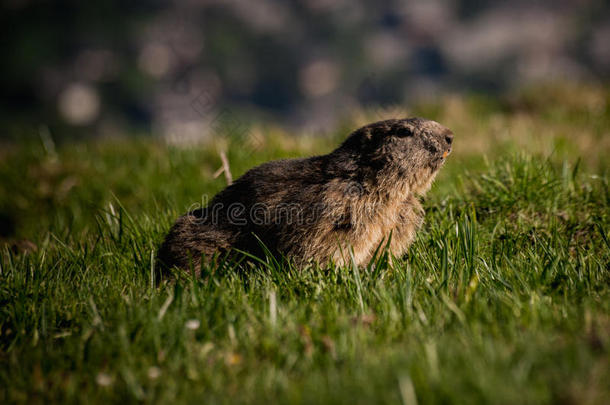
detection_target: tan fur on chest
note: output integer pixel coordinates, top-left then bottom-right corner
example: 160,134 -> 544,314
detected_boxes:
314,180 -> 423,266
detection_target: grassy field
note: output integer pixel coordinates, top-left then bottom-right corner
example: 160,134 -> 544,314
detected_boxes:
1,84 -> 609,404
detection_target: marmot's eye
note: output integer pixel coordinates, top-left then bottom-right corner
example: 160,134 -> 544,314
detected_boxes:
395,127 -> 413,137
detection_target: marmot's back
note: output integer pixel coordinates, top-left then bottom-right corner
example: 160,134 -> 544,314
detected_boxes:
216,157 -> 328,207
157,118 -> 453,275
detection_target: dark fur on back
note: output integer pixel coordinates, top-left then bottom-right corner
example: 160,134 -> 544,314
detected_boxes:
157,118 -> 453,274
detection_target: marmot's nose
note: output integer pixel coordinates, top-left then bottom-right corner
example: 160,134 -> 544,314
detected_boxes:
444,132 -> 454,146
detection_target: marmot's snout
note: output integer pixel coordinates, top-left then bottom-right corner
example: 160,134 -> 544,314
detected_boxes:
407,118 -> 454,161
442,129 -> 454,159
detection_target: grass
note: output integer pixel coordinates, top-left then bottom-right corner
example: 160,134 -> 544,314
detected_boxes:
1,83 -> 609,404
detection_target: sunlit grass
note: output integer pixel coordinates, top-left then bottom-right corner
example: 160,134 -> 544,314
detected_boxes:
1,84 -> 609,404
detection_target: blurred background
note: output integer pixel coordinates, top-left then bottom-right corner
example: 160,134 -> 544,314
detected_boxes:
1,0 -> 610,141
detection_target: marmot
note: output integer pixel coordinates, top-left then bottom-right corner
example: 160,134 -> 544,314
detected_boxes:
158,118 -> 453,274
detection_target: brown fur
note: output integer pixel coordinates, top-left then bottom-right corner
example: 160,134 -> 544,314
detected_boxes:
157,117 -> 453,274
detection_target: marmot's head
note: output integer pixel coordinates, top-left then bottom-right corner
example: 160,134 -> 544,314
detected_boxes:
337,118 -> 453,193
